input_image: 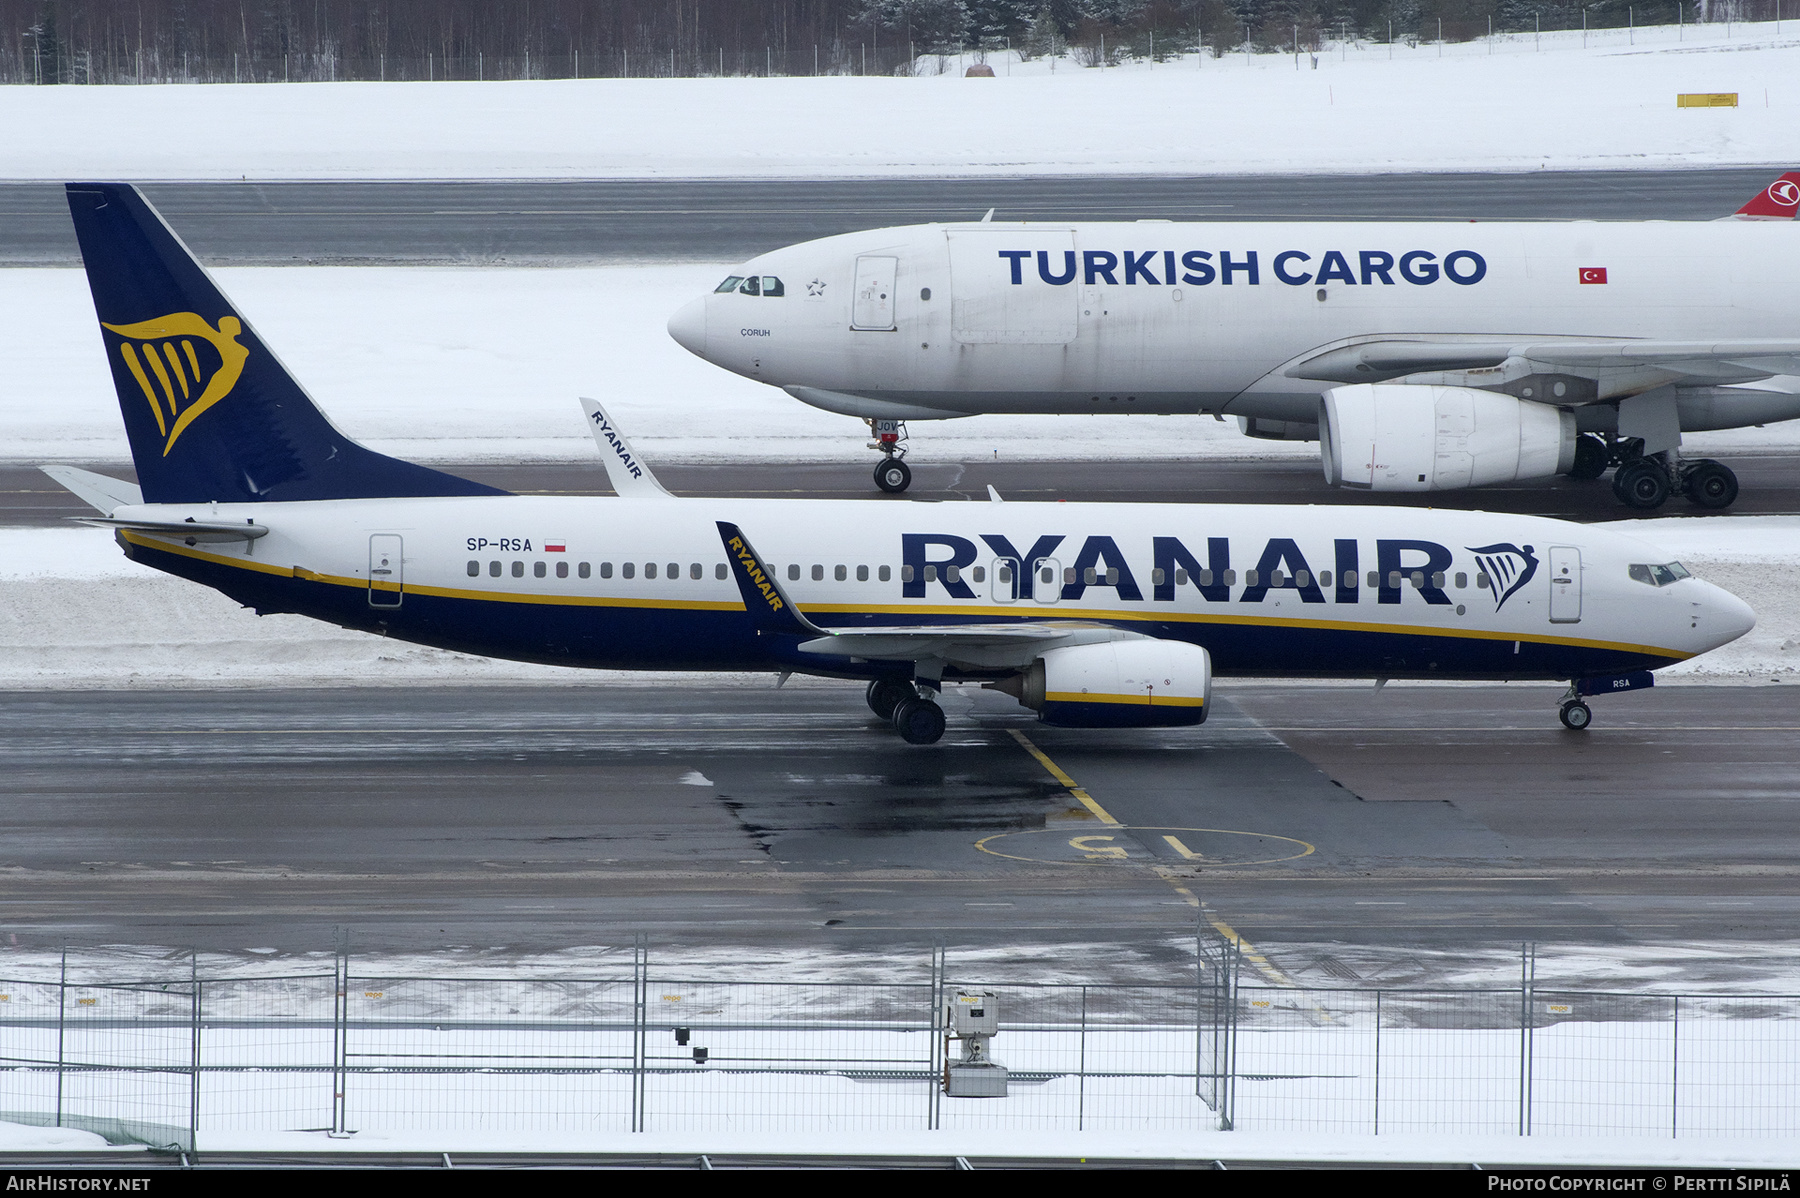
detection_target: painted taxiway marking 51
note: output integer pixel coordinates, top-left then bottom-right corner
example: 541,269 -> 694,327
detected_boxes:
1004,728 -> 1303,990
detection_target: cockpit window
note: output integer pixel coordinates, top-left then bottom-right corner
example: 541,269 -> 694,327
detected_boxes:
1628,562 -> 1692,587
760,276 -> 785,297
739,275 -> 761,296
715,276 -> 745,293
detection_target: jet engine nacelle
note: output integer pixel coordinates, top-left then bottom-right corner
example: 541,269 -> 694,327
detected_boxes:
1003,639 -> 1212,728
1320,383 -> 1576,491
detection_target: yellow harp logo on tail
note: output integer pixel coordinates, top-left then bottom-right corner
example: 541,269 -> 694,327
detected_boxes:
101,313 -> 249,456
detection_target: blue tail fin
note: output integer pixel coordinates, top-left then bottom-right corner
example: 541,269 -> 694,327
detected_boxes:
66,183 -> 505,504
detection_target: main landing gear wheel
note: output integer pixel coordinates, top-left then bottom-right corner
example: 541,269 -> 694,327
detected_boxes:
1684,460 -> 1739,510
865,678 -> 915,721
1559,700 -> 1593,731
874,459 -> 912,493
891,696 -> 946,744
1612,459 -> 1670,510
1568,433 -> 1610,480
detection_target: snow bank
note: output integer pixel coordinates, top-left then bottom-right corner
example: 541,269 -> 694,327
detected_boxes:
1,518 -> 1792,689
2,23 -> 1796,180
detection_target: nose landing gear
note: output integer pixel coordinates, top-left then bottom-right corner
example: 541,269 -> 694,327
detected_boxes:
1558,697 -> 1593,731
867,419 -> 911,493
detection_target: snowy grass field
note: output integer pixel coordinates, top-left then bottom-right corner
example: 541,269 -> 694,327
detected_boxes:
1,22 -> 1796,180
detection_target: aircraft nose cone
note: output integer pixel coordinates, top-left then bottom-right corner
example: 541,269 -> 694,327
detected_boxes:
1707,584 -> 1758,649
667,296 -> 707,357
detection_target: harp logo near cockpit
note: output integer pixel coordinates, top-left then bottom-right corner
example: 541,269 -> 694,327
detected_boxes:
101,312 -> 250,456
1468,543 -> 1539,612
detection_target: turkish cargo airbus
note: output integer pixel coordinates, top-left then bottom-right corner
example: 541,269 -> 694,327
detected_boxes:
53,183 -> 1753,744
667,173 -> 1800,507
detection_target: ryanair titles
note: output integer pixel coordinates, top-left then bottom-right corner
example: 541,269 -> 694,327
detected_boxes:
996,248 -> 1488,288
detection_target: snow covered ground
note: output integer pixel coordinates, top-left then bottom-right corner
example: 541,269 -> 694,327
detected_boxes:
2,22 -> 1796,180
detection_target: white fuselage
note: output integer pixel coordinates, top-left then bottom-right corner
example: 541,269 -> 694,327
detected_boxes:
668,220 -> 1800,430
109,493 -> 1752,683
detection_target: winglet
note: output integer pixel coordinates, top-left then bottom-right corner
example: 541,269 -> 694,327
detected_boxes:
716,521 -> 827,637
1729,171 -> 1800,220
580,398 -> 672,497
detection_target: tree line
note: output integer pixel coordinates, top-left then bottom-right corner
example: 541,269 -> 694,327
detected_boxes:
4,0 -> 1771,85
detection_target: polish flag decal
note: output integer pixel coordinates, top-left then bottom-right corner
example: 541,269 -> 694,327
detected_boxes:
1579,267 -> 1608,285
545,541 -> 566,553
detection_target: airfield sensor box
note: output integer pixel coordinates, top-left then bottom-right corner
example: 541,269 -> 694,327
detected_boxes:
944,989 -> 1007,1098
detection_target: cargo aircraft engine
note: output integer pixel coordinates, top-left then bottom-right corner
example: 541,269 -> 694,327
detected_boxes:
990,639 -> 1213,728
1320,384 -> 1576,492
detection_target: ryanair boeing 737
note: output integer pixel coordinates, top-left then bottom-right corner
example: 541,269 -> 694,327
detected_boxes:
50,183 -> 1754,744
667,173 -> 1800,507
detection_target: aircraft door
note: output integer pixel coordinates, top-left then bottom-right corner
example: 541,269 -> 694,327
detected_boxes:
1032,557 -> 1062,605
992,559 -> 1019,604
1548,545 -> 1581,623
369,534 -> 403,608
851,256 -> 898,330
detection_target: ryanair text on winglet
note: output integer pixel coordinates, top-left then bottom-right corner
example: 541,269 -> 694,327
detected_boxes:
590,411 -> 645,480
727,535 -> 786,614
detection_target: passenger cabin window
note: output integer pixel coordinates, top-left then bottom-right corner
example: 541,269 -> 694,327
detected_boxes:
812,564 -> 824,581
622,562 -> 635,579
1629,562 -> 1691,587
715,564 -> 728,580
557,562 -> 569,578
835,565 -> 847,581
646,563 -> 658,580
879,565 -> 892,582
511,561 -> 524,578
534,562 -> 547,578
489,561 -> 501,577
788,564 -> 801,581
691,563 -> 703,580
716,276 -> 745,293
467,561 -> 479,577
857,565 -> 869,582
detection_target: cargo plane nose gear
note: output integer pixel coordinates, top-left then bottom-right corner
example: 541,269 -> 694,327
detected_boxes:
867,419 -> 910,492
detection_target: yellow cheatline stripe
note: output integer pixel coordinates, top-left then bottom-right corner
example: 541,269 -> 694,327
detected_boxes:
1006,729 -> 1119,825
119,534 -> 1691,661
120,533 -> 743,612
1044,691 -> 1205,707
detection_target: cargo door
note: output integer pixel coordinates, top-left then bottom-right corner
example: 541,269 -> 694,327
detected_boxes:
369,534 -> 403,608
851,255 -> 898,330
945,229 -> 1078,345
1548,545 -> 1581,623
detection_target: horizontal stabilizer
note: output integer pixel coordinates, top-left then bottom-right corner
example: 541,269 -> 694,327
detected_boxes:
716,521 -> 825,637
580,398 -> 672,498
41,465 -> 143,515
82,516 -> 268,544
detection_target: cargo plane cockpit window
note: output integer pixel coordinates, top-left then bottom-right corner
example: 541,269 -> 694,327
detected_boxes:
1629,562 -> 1692,587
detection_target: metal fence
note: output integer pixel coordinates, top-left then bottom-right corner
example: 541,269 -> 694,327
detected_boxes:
1,938 -> 1795,1151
